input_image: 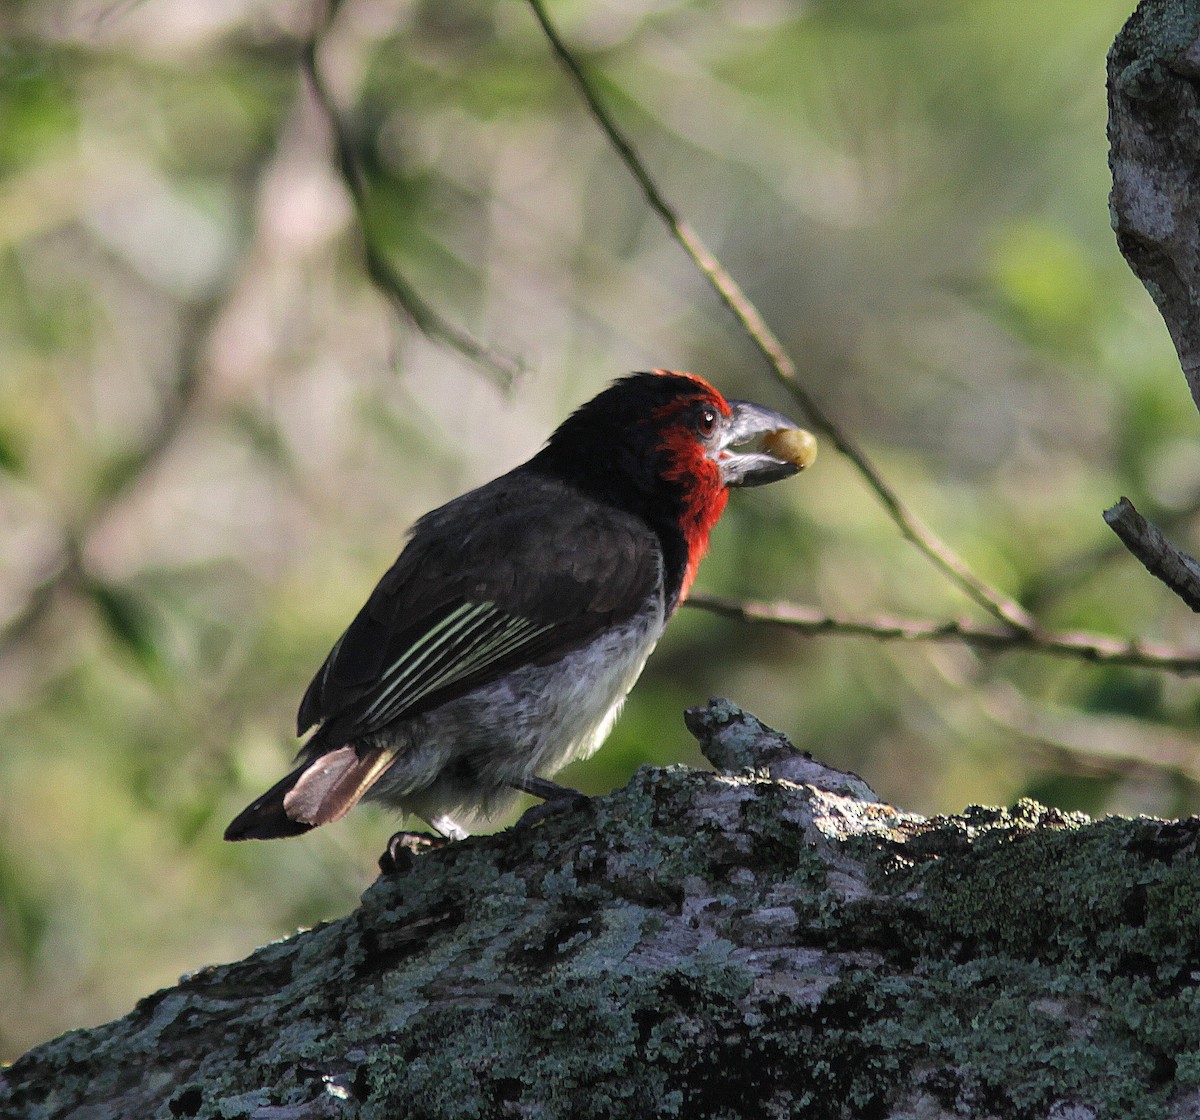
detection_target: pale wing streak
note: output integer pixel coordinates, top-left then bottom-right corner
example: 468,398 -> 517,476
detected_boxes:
364,614 -> 553,728
361,603 -> 488,720
361,603 -> 550,727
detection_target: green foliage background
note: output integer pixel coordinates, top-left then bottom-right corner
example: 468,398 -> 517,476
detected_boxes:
0,0 -> 1191,1062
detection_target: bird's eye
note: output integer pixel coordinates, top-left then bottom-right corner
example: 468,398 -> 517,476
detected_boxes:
696,408 -> 718,437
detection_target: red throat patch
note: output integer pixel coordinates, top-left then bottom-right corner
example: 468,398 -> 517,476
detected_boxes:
653,391 -> 732,601
676,474 -> 728,601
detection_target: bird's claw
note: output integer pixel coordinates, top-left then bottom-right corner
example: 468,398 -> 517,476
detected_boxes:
378,830 -> 449,875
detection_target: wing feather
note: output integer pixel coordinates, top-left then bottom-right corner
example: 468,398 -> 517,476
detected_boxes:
359,604 -> 552,729
295,469 -> 664,753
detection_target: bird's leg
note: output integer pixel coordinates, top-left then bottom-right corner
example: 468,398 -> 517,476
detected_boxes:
511,775 -> 587,802
509,775 -> 590,830
378,815 -> 467,875
429,814 -> 469,841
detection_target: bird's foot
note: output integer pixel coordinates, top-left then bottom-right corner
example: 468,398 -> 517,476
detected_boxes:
378,830 -> 450,875
509,775 -> 590,830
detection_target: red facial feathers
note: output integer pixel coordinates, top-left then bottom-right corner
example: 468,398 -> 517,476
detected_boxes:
649,374 -> 732,601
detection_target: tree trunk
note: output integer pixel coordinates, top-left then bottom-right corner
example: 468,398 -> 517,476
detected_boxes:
1108,0 -> 1200,409
1102,1 -> 1200,602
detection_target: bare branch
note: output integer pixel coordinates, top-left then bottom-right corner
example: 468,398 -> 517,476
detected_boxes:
1103,496 -> 1200,613
524,0 -> 1034,634
301,36 -> 523,389
686,592 -> 1200,675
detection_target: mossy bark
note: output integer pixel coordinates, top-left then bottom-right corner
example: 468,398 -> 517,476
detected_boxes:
4,700 -> 1200,1120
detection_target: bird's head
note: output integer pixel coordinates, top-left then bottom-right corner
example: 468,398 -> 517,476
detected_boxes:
532,370 -> 810,603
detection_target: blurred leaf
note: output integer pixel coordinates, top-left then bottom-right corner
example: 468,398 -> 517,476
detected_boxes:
151,63 -> 294,175
360,163 -> 439,257
0,252 -> 96,356
173,788 -> 221,848
90,447 -> 154,505
0,422 -> 24,474
988,222 -> 1101,355
1115,380 -> 1199,487
456,61 -> 557,120
1082,670 -> 1164,721
0,839 -> 49,968
84,578 -> 165,675
229,404 -> 294,470
0,43 -> 77,172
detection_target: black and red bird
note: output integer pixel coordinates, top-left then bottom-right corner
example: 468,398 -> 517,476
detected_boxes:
225,370 -> 810,844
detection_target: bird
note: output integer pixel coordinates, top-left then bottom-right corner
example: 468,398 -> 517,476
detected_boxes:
224,370 -> 811,846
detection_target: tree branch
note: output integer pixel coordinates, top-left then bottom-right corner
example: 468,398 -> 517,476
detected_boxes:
6,701 -> 1199,1119
302,31 -> 523,389
1024,487 -> 1200,612
686,591 -> 1200,674
1103,496 -> 1200,613
524,0 -> 1034,634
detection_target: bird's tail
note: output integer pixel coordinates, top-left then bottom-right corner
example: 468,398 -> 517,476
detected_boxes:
224,745 -> 394,841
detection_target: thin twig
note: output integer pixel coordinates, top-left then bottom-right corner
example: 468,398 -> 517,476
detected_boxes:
301,36 -> 523,389
0,547 -> 75,653
979,680 -> 1200,787
525,0 -> 1034,633
1103,496 -> 1200,613
686,593 -> 1200,674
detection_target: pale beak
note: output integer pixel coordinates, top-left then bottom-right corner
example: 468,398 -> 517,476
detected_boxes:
716,400 -> 808,488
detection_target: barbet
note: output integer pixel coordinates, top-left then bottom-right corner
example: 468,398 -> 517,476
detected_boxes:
225,371 -> 813,844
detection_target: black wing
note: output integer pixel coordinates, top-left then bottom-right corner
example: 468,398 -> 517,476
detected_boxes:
296,467 -> 663,750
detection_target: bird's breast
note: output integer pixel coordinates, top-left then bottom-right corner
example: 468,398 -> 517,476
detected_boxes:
386,585 -> 667,796
530,591 -> 667,771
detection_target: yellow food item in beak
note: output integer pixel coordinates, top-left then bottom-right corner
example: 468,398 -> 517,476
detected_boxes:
763,427 -> 818,470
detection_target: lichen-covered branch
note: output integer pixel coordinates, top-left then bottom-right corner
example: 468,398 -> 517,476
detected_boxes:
6,701 -> 1200,1120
